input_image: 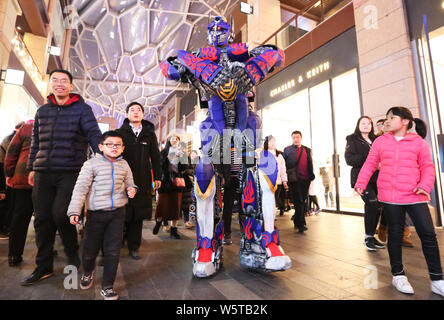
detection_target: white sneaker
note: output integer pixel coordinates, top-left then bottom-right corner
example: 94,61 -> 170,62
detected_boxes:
392,275 -> 414,294
431,280 -> 444,298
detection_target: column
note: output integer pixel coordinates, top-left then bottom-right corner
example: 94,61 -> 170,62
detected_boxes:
247,0 -> 282,49
354,0 -> 419,120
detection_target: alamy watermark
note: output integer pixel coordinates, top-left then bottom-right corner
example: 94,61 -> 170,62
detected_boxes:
364,265 -> 378,290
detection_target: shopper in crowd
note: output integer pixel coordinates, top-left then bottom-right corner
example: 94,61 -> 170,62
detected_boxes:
0,121 -> 24,239
153,133 -> 185,239
319,160 -> 335,208
182,148 -> 198,229
263,135 -> 288,217
375,118 -> 386,136
4,120 -> 34,266
22,69 -> 102,286
283,131 -> 315,234
68,131 -> 137,300
117,101 -> 161,260
355,106 -> 444,297
345,116 -> 385,251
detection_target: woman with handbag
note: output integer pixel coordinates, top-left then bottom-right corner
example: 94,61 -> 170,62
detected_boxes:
153,133 -> 186,239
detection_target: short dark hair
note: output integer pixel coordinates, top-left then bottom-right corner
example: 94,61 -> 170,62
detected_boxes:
126,102 -> 144,114
100,130 -> 124,145
376,119 -> 386,124
291,130 -> 302,137
49,69 -> 73,83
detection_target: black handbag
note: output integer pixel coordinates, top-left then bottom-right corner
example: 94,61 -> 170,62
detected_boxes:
287,147 -> 304,183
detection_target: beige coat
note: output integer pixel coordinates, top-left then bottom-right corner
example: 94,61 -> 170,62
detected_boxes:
67,154 -> 136,216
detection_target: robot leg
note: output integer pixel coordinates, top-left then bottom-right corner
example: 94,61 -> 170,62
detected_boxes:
192,159 -> 224,277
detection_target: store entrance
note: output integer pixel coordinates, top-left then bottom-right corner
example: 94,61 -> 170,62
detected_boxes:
416,16 -> 444,226
262,69 -> 363,214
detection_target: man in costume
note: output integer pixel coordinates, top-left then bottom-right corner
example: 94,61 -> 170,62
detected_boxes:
160,16 -> 291,277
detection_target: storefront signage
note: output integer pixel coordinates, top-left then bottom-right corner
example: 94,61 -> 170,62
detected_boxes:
269,61 -> 330,97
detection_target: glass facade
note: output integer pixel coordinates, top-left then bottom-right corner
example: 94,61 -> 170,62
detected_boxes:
262,69 -> 363,214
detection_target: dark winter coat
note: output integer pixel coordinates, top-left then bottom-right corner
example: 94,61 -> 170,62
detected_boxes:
117,118 -> 161,207
27,94 -> 102,173
282,144 -> 315,181
4,121 -> 34,189
344,133 -> 378,188
180,158 -> 196,210
158,144 -> 187,194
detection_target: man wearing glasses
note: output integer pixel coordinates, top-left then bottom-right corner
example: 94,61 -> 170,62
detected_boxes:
22,69 -> 102,285
117,102 -> 161,260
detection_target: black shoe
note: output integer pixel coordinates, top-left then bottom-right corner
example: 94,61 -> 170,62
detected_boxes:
153,221 -> 162,235
297,229 -> 304,234
170,227 -> 181,239
67,253 -> 81,269
365,237 -> 377,252
21,269 -> 54,286
373,237 -> 385,249
223,234 -> 232,245
8,256 -> 23,267
303,226 -> 308,231
100,287 -> 119,300
129,250 -> 141,260
80,271 -> 94,290
279,209 -> 284,216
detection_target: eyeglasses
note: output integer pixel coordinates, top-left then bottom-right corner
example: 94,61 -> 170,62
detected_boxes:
103,143 -> 123,149
50,78 -> 70,84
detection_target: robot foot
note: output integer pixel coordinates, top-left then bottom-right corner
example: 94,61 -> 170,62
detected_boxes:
264,243 -> 292,271
193,261 -> 216,278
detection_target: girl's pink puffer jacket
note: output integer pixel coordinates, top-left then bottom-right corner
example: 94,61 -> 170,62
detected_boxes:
354,132 -> 435,204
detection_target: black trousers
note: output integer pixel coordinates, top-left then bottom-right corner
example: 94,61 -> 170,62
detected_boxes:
83,207 -> 125,289
222,176 -> 242,237
275,184 -> 285,211
32,172 -> 79,271
361,181 -> 381,236
124,204 -> 149,251
288,180 -> 310,230
384,203 -> 443,280
0,187 -> 14,233
9,189 -> 33,258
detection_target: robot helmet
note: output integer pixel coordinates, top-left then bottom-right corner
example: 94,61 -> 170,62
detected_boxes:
207,16 -> 234,47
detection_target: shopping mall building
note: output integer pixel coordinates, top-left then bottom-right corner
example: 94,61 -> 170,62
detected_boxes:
0,0 -> 443,223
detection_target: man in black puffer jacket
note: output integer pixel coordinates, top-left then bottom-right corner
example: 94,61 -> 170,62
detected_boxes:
22,69 -> 102,286
117,102 -> 162,260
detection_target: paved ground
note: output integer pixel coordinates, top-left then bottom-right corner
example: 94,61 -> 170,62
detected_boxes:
0,211 -> 443,300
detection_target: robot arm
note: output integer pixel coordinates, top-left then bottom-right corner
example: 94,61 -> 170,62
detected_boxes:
244,45 -> 285,85
160,56 -> 199,84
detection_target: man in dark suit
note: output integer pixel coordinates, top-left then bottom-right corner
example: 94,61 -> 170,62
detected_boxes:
283,131 -> 315,234
117,102 -> 162,260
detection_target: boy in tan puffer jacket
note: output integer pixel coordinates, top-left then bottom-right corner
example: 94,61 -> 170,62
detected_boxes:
68,131 -> 137,300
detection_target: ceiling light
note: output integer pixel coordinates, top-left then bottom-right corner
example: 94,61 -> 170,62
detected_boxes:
314,1 -> 321,8
49,46 -> 61,56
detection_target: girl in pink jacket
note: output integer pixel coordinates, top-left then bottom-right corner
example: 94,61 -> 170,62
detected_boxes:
355,106 -> 444,297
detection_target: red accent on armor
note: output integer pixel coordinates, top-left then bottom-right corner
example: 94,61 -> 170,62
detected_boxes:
261,50 -> 279,68
160,60 -> 169,78
244,219 -> 253,240
181,52 -> 202,71
201,47 -> 218,61
230,43 -> 247,55
262,233 -> 270,246
246,64 -> 261,84
218,187 -> 222,209
198,248 -> 213,263
267,242 -> 284,257
243,179 -> 254,204
202,63 -> 219,82
257,59 -> 268,72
